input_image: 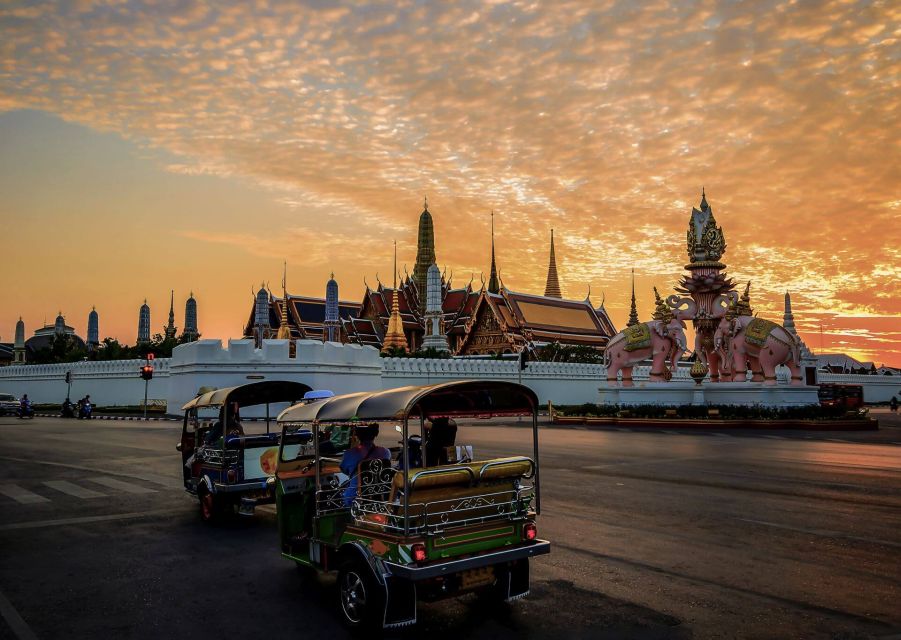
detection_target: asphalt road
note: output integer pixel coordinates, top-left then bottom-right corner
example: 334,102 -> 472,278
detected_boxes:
0,411 -> 899,640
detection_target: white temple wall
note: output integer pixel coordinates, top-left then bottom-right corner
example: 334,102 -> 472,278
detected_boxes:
1,339 -> 898,412
0,359 -> 171,406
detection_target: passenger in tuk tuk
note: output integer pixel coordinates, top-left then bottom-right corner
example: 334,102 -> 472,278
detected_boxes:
424,417 -> 457,466
340,423 -> 390,506
205,402 -> 244,446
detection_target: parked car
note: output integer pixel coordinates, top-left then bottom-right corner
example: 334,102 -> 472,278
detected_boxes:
0,393 -> 19,416
274,380 -> 550,629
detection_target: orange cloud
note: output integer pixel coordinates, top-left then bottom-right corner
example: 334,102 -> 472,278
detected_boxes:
0,0 -> 899,363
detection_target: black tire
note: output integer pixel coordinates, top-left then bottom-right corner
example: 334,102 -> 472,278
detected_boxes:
198,488 -> 228,524
337,560 -> 384,630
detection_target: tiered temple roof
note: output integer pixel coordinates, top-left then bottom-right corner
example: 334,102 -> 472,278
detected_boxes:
243,293 -> 361,342
456,288 -> 616,355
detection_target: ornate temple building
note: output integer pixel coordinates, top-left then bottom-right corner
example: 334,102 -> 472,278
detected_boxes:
243,199 -> 617,356
243,277 -> 362,344
342,202 -> 616,355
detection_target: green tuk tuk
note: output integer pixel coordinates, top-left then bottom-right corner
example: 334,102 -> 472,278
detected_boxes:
274,380 -> 550,629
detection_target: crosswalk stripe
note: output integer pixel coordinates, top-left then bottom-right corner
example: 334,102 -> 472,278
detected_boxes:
43,480 -> 106,499
86,477 -> 157,494
0,484 -> 50,504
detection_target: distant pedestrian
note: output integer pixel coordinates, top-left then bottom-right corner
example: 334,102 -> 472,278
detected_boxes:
891,396 -> 898,413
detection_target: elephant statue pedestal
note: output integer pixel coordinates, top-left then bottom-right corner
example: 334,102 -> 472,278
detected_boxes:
597,380 -> 819,407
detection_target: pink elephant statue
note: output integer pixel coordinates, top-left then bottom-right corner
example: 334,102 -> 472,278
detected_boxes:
667,292 -> 734,382
604,317 -> 688,386
714,315 -> 802,385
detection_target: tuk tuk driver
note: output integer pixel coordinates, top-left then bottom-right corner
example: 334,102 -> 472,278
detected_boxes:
205,402 -> 244,445
340,423 -> 390,506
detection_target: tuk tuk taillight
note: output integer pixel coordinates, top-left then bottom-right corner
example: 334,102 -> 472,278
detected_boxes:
523,522 -> 537,541
227,469 -> 237,483
412,543 -> 427,562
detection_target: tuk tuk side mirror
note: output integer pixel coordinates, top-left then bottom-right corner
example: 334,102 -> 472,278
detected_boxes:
176,442 -> 183,452
395,425 -> 403,433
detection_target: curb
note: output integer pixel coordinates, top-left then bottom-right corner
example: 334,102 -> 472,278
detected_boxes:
34,413 -> 177,422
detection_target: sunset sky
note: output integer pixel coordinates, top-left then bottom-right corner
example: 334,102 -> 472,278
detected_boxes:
1,0 -> 899,365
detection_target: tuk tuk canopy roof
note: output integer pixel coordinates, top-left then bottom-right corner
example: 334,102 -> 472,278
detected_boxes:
182,380 -> 312,411
276,380 -> 539,423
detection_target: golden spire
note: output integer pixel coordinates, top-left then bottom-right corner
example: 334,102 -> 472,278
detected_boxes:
652,287 -> 673,323
488,210 -> 500,294
277,260 -> 292,340
627,268 -> 639,327
544,228 -> 562,298
382,240 -> 409,353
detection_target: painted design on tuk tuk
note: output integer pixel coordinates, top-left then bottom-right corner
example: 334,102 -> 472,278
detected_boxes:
274,380 -> 550,630
177,381 -> 312,523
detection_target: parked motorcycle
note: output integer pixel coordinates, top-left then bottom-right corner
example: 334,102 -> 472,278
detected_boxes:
61,399 -> 76,419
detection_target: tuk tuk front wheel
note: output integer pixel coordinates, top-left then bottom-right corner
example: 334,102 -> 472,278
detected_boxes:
337,561 -> 383,629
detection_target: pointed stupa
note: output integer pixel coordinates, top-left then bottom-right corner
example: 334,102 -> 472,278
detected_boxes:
382,241 -> 409,353
184,292 -> 198,341
784,291 -> 813,358
164,290 -> 177,339
487,210 -> 500,294
544,229 -> 562,298
627,269 -> 639,327
324,273 -> 340,342
422,263 -> 449,352
87,306 -> 99,345
13,317 -> 25,363
412,196 -> 436,311
276,262 -> 292,340
138,300 -> 151,344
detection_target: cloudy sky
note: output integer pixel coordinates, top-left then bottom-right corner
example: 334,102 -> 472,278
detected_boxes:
1,0 -> 898,365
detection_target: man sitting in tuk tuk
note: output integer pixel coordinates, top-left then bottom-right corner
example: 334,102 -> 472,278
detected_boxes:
340,423 -> 390,506
205,402 -> 244,446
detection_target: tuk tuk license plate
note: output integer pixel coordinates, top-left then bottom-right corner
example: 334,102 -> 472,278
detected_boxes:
460,566 -> 495,590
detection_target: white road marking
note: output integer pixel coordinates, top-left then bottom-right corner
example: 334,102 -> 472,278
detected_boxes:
0,485 -> 49,504
615,428 -> 631,432
763,435 -> 785,440
87,477 -> 157,494
43,480 -> 106,499
0,588 -> 38,640
0,456 -> 180,489
712,433 -> 731,437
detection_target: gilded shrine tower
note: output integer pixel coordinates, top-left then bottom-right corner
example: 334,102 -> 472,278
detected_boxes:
675,189 -> 735,376
412,197 -> 436,312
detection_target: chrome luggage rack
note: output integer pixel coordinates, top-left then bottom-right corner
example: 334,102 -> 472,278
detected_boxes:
317,458 -> 536,534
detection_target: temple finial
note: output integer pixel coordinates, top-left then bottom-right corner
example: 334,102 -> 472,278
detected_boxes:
627,268 -> 639,326
700,186 -> 709,211
544,228 -> 562,298
488,210 -> 500,294
423,195 -> 428,211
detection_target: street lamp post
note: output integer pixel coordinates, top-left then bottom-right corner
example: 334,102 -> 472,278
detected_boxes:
140,354 -> 154,420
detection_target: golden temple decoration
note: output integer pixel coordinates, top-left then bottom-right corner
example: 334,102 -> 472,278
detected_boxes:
382,241 -> 409,353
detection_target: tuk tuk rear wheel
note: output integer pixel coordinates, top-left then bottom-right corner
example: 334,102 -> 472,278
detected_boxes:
199,489 -> 226,523
337,561 -> 383,629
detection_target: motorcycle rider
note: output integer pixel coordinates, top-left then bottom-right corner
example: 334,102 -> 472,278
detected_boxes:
18,394 -> 33,419
78,395 -> 93,419
61,397 -> 75,418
